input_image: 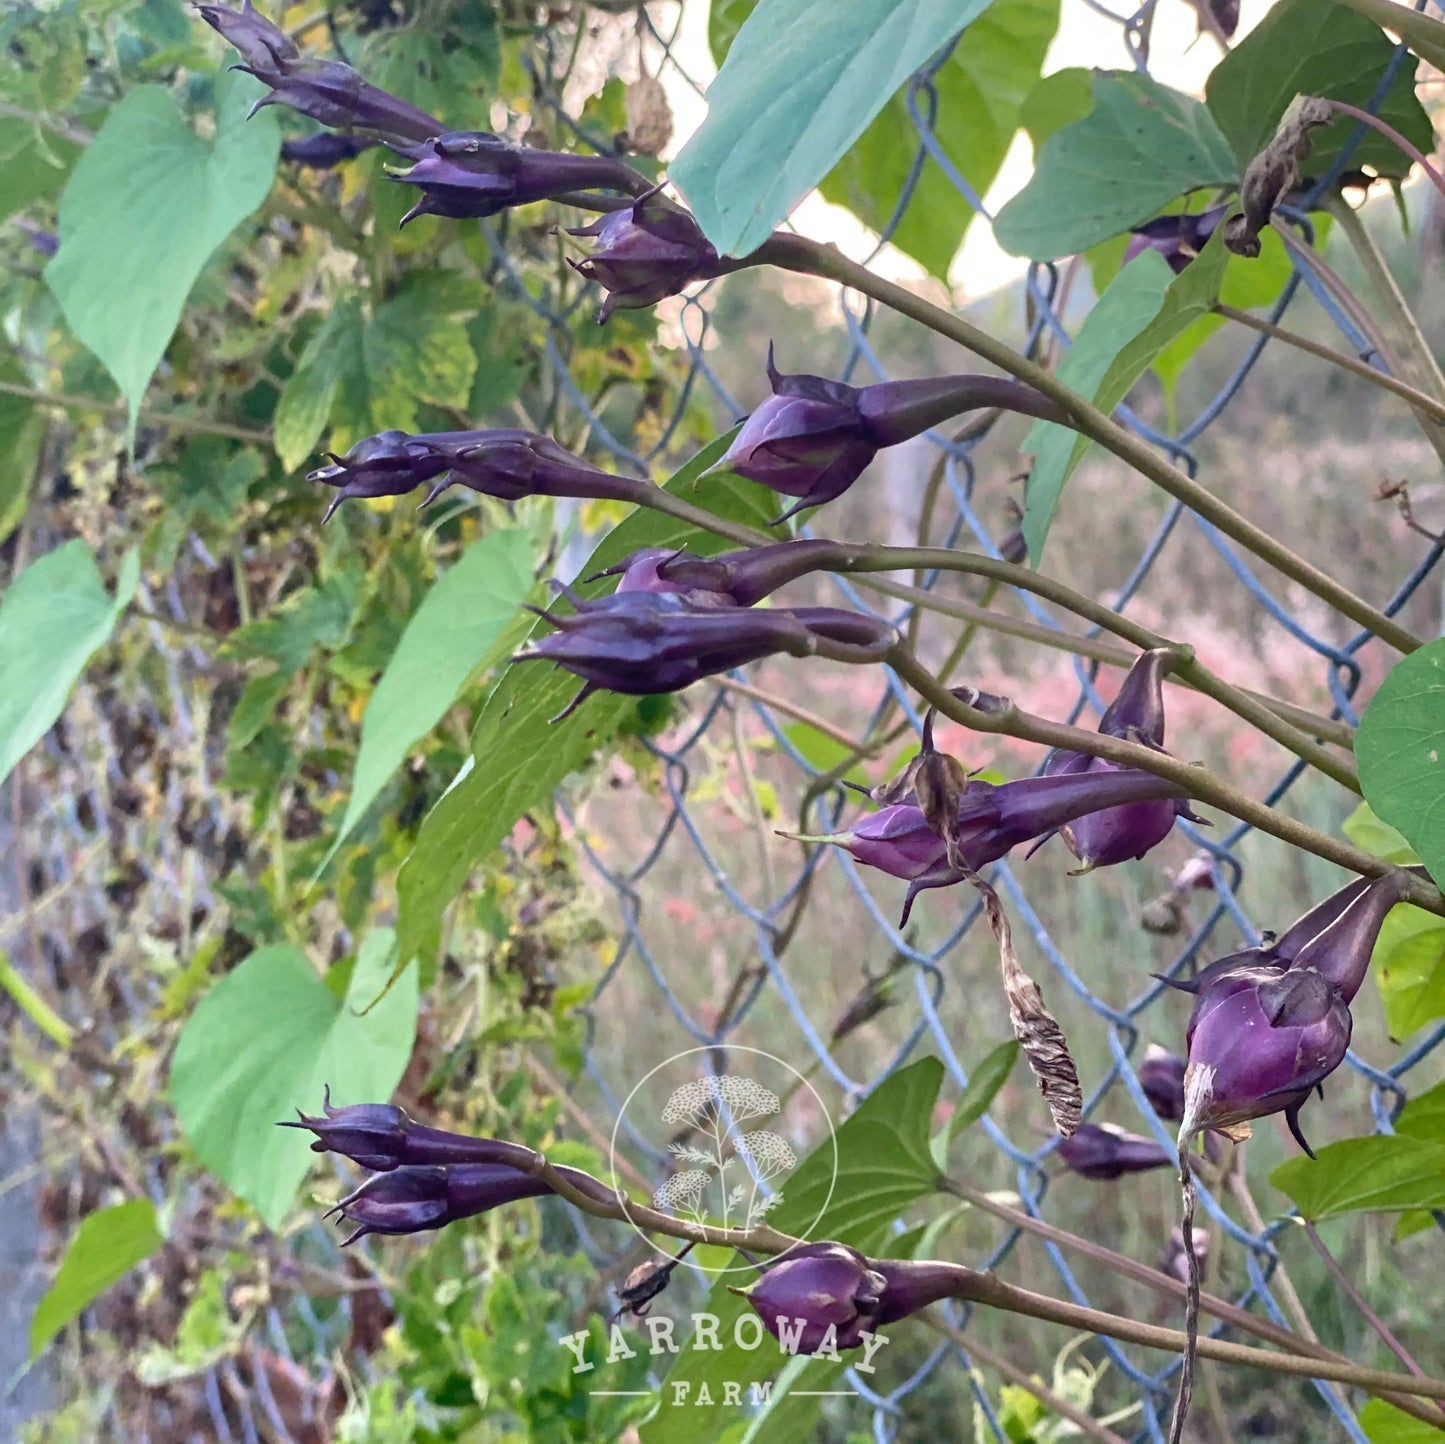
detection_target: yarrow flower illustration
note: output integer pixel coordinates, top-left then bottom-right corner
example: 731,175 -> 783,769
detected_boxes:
652,1170 -> 710,1215
660,1075 -> 780,1125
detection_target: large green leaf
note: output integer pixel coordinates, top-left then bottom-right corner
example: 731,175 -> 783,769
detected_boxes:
1334,0 -> 1445,72
325,529 -> 534,860
640,1058 -> 945,1444
393,431 -> 775,968
1396,1079 -> 1445,1142
930,1038 -> 1019,1168
1270,1134 -> 1445,1218
45,69 -> 279,434
1360,1399 -> 1445,1444
1020,232 -> 1229,562
30,1200 -> 163,1360
994,71 -> 1236,261
169,930 -> 419,1228
1356,638 -> 1445,889
1368,903 -> 1445,1039
0,540 -> 140,789
672,0 -> 995,258
818,0 -> 1058,281
1205,0 -> 1435,181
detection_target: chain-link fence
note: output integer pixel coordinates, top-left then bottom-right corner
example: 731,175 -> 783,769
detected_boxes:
6,2 -> 1444,1440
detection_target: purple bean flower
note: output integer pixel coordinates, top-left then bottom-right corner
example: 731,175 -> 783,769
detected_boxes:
783,767 -> 1190,925
1033,649 -> 1200,872
513,592 -> 895,719
721,347 -> 1064,520
386,131 -> 643,226
1057,1122 -> 1173,1180
588,539 -> 841,609
1123,206 -> 1228,274
734,1242 -> 973,1353
1179,872 -> 1410,1154
198,3 -> 443,145
733,1243 -> 886,1353
307,428 -> 635,521
327,1163 -> 554,1245
566,188 -> 721,321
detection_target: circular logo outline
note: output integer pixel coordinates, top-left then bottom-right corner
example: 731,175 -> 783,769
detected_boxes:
608,1044 -> 838,1276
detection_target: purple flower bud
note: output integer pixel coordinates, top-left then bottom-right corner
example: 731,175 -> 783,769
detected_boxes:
1276,871 -> 1410,1001
196,0 -> 299,78
590,539 -> 842,609
198,4 -> 443,145
1123,206 -> 1227,274
327,1163 -> 554,1244
566,188 -> 720,320
387,132 -> 643,225
281,133 -> 378,168
722,347 -> 1063,520
306,428 -> 634,520
1182,961 -> 1351,1156
784,767 -> 1189,926
1138,1045 -> 1187,1123
734,1243 -> 886,1353
513,592 -> 894,719
1033,650 -> 1198,872
1057,1122 -> 1173,1180
279,1087 -> 542,1172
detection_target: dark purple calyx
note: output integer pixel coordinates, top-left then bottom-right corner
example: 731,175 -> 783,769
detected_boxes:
327,1162 -> 554,1245
566,188 -> 721,321
733,1243 -> 886,1354
1123,206 -> 1228,274
587,539 -> 841,609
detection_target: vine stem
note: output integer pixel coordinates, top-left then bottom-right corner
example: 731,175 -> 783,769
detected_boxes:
1213,302 -> 1445,423
883,643 -> 1445,917
748,232 -> 1423,656
941,1174 -> 1445,1430
501,1147 -> 1445,1405
1322,100 -> 1445,203
1303,1220 -> 1425,1379
615,481 -> 1358,767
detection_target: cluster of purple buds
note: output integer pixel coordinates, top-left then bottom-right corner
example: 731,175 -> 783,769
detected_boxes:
1123,206 -> 1227,274
200,4 -> 651,227
720,347 -> 1065,519
385,131 -> 646,226
513,591 -> 895,721
588,538 -> 841,610
279,1088 -> 608,1244
1057,1122 -> 1172,1181
566,187 -> 722,321
198,1 -> 443,145
1172,871 -> 1411,1155
1031,649 -> 1203,873
787,766 -> 1190,926
308,427 -> 637,521
733,1242 -> 966,1355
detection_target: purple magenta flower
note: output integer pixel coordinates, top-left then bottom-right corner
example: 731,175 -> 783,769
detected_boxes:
1033,650 -> 1199,872
588,539 -> 841,610
1057,1122 -> 1173,1180
512,592 -> 895,719
734,1243 -> 886,1354
722,347 -> 1064,520
307,428 -> 635,521
327,1163 -> 554,1245
198,3 -> 442,145
1179,872 -> 1410,1154
783,767 -> 1189,926
566,188 -> 721,320
1123,206 -> 1227,274
281,133 -> 378,168
386,132 -> 644,225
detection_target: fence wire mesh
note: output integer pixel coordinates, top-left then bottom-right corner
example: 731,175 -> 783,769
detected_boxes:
4,2 -> 1443,1441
